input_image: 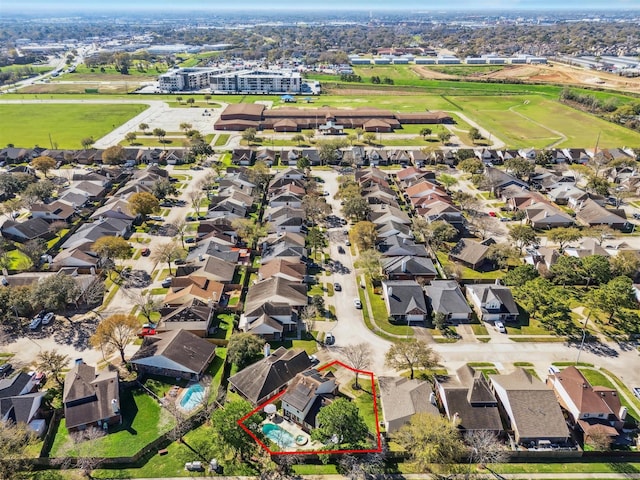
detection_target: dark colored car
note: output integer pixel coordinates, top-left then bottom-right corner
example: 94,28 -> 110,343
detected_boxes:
0,363 -> 12,377
337,246 -> 345,254
333,282 -> 341,292
141,247 -> 151,256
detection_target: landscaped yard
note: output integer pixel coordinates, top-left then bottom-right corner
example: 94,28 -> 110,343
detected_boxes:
50,389 -> 173,458
435,251 -> 503,280
365,276 -> 413,337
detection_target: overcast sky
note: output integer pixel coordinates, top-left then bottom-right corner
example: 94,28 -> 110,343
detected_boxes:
3,0 -> 638,12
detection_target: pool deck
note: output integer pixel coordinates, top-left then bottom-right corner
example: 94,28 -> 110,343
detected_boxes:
263,417 -> 323,451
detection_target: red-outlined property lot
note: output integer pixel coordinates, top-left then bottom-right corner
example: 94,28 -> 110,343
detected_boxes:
238,360 -> 383,455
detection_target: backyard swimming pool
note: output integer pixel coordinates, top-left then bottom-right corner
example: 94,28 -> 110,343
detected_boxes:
262,423 -> 296,448
180,383 -> 205,411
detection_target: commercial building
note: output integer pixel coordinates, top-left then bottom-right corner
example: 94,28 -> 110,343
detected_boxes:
159,67 -> 302,93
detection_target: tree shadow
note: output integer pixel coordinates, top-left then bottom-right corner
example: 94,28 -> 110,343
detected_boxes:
608,462 -> 639,474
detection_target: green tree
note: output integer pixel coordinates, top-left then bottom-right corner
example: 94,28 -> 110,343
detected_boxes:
210,400 -> 263,461
392,413 -> 466,471
487,244 -> 519,271
125,132 -> 137,145
342,196 -> 370,222
355,249 -> 383,281
452,190 -> 480,213
227,332 -> 265,369
306,226 -> 327,259
36,349 -> 69,388
302,195 -> 331,226
610,250 -> 640,278
586,175 -> 610,196
151,178 -> 178,200
186,98 -> 195,106
312,398 -> 368,448
419,127 -> 432,139
231,218 -> 267,249
508,224 -> 538,253
503,264 -> 539,287
241,128 -> 257,145
292,134 -> 306,146
550,255 -> 582,286
457,157 -> 484,174
438,131 -> 452,144
581,254 -> 612,286
247,160 -> 271,190
128,191 -> 159,218
587,276 -> 636,322
296,155 -> 310,169
101,145 -> 126,165
317,140 -> 341,165
90,313 -> 139,363
349,221 -> 377,251
204,94 -> 212,104
80,137 -> 94,150
438,173 -> 458,190
0,420 -> 37,480
547,227 -> 583,253
138,123 -> 149,133
179,122 -> 192,133
535,150 -> 553,166
152,128 -> 167,144
384,340 -> 439,380
468,127 -> 482,141
23,179 -> 54,203
31,156 -> 56,178
426,220 -> 458,251
504,157 -> 535,180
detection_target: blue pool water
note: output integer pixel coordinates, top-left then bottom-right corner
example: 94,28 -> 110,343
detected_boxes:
262,423 -> 295,448
180,384 -> 205,411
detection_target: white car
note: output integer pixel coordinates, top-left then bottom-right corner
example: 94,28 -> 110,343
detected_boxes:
42,312 -> 55,325
353,298 -> 362,309
494,321 -> 506,333
325,332 -> 335,345
29,315 -> 42,330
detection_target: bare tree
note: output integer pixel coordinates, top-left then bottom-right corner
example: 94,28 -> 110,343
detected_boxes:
465,430 -> 508,467
300,305 -> 318,335
338,453 -> 385,480
471,215 -> 501,241
124,291 -> 162,322
53,427 -> 106,478
342,343 -> 371,389
188,189 -> 205,217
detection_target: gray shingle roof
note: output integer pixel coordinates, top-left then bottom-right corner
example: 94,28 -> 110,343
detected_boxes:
426,280 -> 472,316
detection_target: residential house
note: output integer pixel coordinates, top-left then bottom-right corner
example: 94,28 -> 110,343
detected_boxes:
176,255 -> 236,284
229,346 -> 311,405
161,149 -> 187,165
281,149 -> 303,167
51,247 -> 100,271
382,280 -> 429,325
281,369 -> 337,431
425,280 -> 473,323
565,238 -> 610,259
66,181 -> 108,201
562,148 -> 591,164
382,256 -> 437,282
379,236 -> 429,258
90,198 -> 137,222
449,238 -> 495,271
231,149 -> 255,166
378,376 -> 439,433
30,201 -> 76,223
525,203 -> 574,229
1,217 -> 53,243
265,206 -> 306,234
0,372 -> 46,435
258,258 -> 306,283
187,240 -> 241,264
525,246 -> 561,272
489,368 -> 570,445
240,277 -> 308,339
256,149 -> 277,167
547,366 -> 625,444
367,149 -> 389,166
466,283 -> 519,323
61,218 -> 130,251
130,329 -> 216,381
157,299 -> 215,337
164,275 -> 225,307
576,199 -> 629,230
260,237 -> 307,265
63,360 -> 121,433
435,365 -> 503,434
484,167 -> 528,196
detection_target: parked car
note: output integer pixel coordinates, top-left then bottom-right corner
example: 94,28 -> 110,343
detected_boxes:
185,237 -> 196,244
353,298 -> 362,309
494,321 -> 506,333
141,247 -> 151,256
633,387 -> 640,399
29,314 -> 43,330
333,282 -> 341,292
337,246 -> 345,254
138,327 -> 157,338
309,354 -> 319,365
345,240 -> 351,246
174,258 -> 186,265
488,211 -> 497,217
500,217 -> 510,222
41,312 -> 54,325
149,215 -> 164,221
161,277 -> 173,288
0,363 -> 12,377
325,332 -> 335,345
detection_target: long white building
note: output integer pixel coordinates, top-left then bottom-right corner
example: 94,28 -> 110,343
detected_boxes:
158,67 -> 302,93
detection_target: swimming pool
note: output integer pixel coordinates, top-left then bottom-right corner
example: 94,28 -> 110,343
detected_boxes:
179,384 -> 205,411
262,423 -> 295,448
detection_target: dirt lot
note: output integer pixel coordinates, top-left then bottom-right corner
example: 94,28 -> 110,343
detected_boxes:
414,63 -> 640,95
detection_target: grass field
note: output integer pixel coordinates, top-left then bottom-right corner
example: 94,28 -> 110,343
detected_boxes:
0,103 -> 148,148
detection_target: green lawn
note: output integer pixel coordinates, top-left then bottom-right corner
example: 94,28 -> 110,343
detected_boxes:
0,103 -> 148,149
7,249 -> 31,270
214,133 -> 230,146
436,251 -> 503,280
365,276 -> 413,337
50,389 -> 173,458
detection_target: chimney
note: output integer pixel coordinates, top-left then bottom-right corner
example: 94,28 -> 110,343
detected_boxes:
198,254 -> 204,261
619,406 -> 628,421
429,392 -> 436,405
401,259 -> 407,273
388,287 -> 393,297
111,398 -> 120,414
75,358 -> 83,365
264,343 -> 271,357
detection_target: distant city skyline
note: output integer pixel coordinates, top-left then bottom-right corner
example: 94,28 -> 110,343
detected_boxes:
3,0 -> 639,12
